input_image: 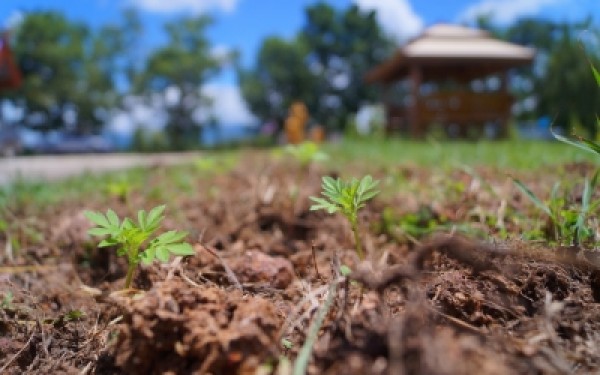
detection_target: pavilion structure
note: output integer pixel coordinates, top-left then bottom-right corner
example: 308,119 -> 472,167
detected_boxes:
365,24 -> 535,138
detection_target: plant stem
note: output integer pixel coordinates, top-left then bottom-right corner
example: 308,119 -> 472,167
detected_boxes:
124,262 -> 136,289
350,217 -> 364,260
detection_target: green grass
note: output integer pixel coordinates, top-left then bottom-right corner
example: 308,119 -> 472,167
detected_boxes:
323,138 -> 597,170
1,139 -> 595,210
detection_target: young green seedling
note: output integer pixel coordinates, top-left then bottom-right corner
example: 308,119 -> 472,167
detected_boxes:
85,205 -> 195,289
285,141 -> 328,169
310,175 -> 379,259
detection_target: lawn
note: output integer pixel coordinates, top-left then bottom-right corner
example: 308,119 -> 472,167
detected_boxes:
1,138 -> 599,374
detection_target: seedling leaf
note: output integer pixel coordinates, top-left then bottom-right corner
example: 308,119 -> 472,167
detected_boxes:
84,211 -> 110,228
167,243 -> 195,256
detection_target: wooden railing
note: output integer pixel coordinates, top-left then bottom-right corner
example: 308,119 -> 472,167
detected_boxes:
386,91 -> 512,138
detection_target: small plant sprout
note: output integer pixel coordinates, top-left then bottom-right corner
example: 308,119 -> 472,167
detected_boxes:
310,175 -> 379,259
85,205 -> 195,289
285,141 -> 328,168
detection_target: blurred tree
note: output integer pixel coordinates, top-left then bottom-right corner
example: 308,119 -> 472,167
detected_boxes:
11,11 -> 88,132
301,2 -> 393,130
135,15 -> 226,149
238,37 -> 316,126
11,10 -> 138,134
535,23 -> 600,137
240,2 -> 393,132
480,17 -> 600,137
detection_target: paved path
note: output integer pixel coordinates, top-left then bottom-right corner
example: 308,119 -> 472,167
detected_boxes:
0,152 -> 201,185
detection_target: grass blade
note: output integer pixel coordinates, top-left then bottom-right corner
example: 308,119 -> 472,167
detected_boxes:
293,281 -> 337,375
512,178 -> 553,218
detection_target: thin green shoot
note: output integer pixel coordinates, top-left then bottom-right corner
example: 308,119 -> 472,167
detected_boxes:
293,281 -> 337,375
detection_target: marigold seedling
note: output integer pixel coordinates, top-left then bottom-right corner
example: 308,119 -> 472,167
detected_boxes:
310,175 -> 379,259
85,205 -> 195,289
285,141 -> 328,168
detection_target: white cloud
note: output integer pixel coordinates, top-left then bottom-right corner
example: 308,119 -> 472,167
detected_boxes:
204,83 -> 256,126
4,10 -> 24,29
459,0 -> 564,24
130,0 -> 239,14
353,0 -> 424,41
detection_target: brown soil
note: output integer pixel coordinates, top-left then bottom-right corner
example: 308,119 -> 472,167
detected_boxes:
1,152 -> 600,374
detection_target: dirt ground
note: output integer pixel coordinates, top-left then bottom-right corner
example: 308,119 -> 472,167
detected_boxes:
1,152 -> 600,374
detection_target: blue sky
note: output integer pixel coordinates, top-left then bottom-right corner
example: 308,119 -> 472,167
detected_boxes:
2,0 -> 599,128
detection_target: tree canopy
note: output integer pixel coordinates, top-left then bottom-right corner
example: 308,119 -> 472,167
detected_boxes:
239,2 -> 394,132
134,15 -> 227,149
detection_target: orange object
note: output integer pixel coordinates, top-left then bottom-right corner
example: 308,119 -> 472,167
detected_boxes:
285,101 -> 309,144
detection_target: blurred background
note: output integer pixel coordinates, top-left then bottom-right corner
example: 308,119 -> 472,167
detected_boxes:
0,0 -> 599,155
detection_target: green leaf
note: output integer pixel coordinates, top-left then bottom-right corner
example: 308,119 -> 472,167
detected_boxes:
309,197 -> 339,213
155,230 -> 188,245
322,176 -> 337,192
281,338 -> 293,349
140,247 -> 155,265
84,210 -> 110,228
147,205 -> 166,228
358,188 -> 379,203
88,227 -> 114,237
552,127 -> 600,156
64,309 -> 85,322
121,218 -> 135,230
591,61 -> 600,87
138,209 -> 147,230
512,178 -> 553,218
167,243 -> 195,256
155,246 -> 170,262
106,209 -> 120,227
339,264 -> 352,276
99,238 -> 119,247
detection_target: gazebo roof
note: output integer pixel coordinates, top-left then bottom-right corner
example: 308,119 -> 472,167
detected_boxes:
366,24 -> 535,83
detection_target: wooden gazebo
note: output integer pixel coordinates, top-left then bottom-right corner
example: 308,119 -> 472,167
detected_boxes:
365,24 -> 535,138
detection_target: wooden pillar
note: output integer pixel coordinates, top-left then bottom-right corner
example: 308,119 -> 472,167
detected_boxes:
409,65 -> 422,138
498,72 -> 509,139
382,83 -> 392,135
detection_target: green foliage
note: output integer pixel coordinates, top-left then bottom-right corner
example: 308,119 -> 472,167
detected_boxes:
550,59 -> 600,155
480,18 -> 600,133
1,291 -> 13,309
513,60 -> 600,247
239,36 -> 316,122
85,205 -> 195,289
300,4 -> 393,130
105,180 -> 135,203
135,15 -> 228,149
310,175 -> 379,259
339,264 -> 352,277
293,281 -> 337,375
12,9 -> 139,133
240,3 -> 393,131
281,338 -> 294,350
513,175 -> 599,246
284,141 -> 328,168
130,128 -> 170,152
